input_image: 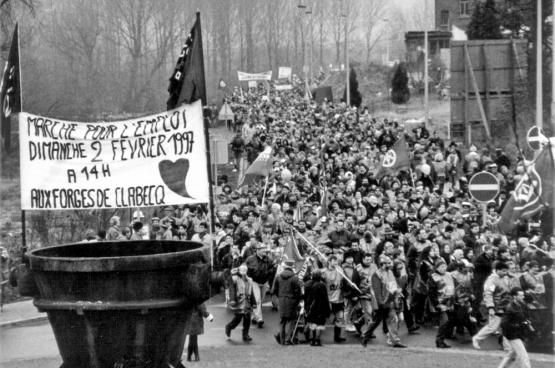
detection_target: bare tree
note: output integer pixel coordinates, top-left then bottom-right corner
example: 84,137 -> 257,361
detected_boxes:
362,0 -> 387,63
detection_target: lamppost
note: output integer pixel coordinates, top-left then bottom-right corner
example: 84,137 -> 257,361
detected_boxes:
383,18 -> 389,65
341,0 -> 350,106
424,0 -> 429,129
298,3 -> 307,73
306,7 -> 314,82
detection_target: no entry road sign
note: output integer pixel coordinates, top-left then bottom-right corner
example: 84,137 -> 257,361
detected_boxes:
469,172 -> 500,202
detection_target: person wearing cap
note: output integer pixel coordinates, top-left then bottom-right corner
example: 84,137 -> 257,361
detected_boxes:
106,216 -> 120,241
225,265 -> 254,342
427,258 -> 457,348
273,259 -> 304,345
245,243 -> 276,327
130,222 -> 144,240
361,255 -> 406,348
472,261 -> 511,350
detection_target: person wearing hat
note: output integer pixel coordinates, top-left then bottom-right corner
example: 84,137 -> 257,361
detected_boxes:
427,258 -> 457,348
273,259 -> 304,345
245,243 -> 276,328
225,265 -> 254,342
130,221 -> 144,240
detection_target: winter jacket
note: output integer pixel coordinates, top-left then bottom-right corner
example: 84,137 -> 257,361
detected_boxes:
501,298 -> 531,340
274,268 -> 304,319
304,275 -> 331,325
483,271 -> 511,315
428,271 -> 457,312
229,275 -> 253,314
246,253 -> 275,284
183,302 -> 210,336
372,269 -> 400,309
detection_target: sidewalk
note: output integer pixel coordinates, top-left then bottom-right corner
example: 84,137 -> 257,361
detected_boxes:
0,299 -> 48,327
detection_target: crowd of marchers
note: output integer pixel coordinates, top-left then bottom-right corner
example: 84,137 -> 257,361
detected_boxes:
83,73 -> 553,368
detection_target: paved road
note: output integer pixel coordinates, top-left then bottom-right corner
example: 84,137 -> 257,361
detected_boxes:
1,293 -> 553,367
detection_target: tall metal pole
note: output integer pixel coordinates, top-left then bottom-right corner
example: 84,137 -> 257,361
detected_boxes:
536,0 -> 543,131
310,11 -> 314,82
424,0 -> 429,129
384,19 -> 390,64
552,0 -> 555,131
344,0 -> 350,106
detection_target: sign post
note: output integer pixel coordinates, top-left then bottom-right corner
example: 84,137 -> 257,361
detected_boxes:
468,172 -> 500,227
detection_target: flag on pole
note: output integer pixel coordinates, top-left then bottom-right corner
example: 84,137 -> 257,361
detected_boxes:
283,232 -> 305,274
498,145 -> 555,234
218,78 -> 227,90
238,146 -> 273,187
167,13 -> 206,110
1,23 -> 22,154
373,135 -> 410,178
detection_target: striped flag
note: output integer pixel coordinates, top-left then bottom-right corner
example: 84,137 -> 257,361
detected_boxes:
238,146 -> 273,187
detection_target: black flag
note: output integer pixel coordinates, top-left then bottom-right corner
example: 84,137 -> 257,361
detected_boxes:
1,24 -> 22,154
167,13 -> 206,110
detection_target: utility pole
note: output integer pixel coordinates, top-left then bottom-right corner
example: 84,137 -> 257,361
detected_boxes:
307,8 -> 314,82
552,0 -> 555,131
343,0 -> 350,106
424,0 -> 429,129
536,0 -> 543,131
384,19 -> 390,64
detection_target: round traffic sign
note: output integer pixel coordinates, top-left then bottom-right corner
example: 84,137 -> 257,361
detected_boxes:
527,126 -> 545,151
469,172 -> 500,202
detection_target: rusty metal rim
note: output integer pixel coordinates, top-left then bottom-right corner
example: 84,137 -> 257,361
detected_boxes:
26,241 -> 209,272
34,297 -> 187,312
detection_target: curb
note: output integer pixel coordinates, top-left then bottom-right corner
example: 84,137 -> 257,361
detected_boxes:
0,315 -> 48,328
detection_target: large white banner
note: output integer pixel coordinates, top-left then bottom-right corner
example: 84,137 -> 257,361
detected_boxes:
237,71 -> 272,81
278,67 -> 292,80
19,100 -> 209,210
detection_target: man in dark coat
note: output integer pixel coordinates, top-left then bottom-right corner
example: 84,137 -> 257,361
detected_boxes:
274,259 -> 304,345
304,269 -> 331,346
473,244 -> 494,321
499,287 -> 532,368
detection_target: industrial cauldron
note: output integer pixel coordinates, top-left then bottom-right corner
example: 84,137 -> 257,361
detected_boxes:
23,240 -> 212,368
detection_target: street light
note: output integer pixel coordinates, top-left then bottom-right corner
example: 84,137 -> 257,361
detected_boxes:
383,18 -> 389,65
298,3 -> 307,75
424,0 -> 429,129
339,0 -> 350,106
306,8 -> 314,82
